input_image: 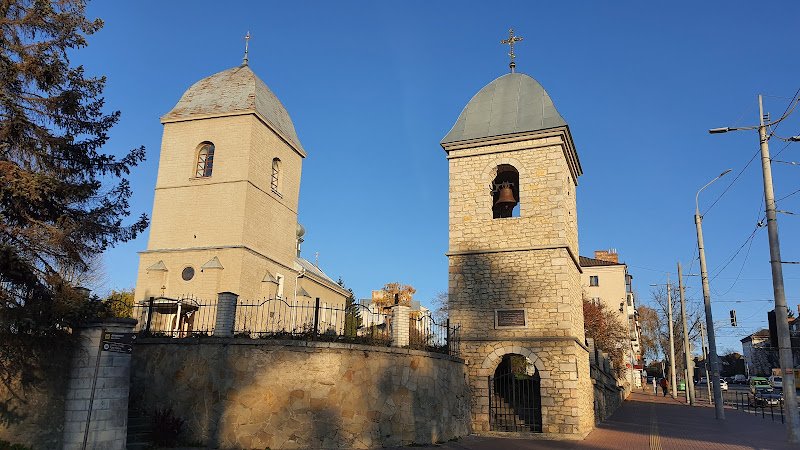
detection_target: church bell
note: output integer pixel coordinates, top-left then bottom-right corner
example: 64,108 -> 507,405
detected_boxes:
494,183 -> 517,209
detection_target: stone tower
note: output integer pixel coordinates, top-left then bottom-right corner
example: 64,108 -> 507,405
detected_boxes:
134,63 -> 306,303
441,73 -> 593,437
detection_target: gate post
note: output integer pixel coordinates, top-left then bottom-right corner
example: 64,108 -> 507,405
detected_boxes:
214,292 -> 238,337
390,304 -> 410,347
62,318 -> 137,450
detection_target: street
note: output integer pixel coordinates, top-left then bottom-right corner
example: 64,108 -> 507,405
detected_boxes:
400,389 -> 795,449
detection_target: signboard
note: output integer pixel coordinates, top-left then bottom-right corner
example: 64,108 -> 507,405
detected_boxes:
101,331 -> 137,354
495,309 -> 526,328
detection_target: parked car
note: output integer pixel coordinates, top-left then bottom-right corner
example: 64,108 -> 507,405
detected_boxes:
769,375 -> 783,389
719,379 -> 729,391
697,377 -> 708,385
734,374 -> 747,384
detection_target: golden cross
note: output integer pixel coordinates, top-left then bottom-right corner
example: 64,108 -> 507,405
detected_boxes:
500,28 -> 524,73
243,31 -> 251,65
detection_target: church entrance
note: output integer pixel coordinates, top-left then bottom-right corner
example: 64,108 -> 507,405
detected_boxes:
488,354 -> 542,432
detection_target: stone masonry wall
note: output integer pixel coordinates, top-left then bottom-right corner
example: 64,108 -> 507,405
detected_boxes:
0,337 -> 71,450
130,339 -> 471,449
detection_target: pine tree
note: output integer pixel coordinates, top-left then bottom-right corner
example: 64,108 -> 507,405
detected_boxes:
0,0 -> 148,333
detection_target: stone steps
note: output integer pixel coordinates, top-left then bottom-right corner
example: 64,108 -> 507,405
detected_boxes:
126,412 -> 152,450
491,394 -> 531,431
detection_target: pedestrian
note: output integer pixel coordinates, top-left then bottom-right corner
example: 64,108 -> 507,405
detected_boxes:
660,377 -> 668,397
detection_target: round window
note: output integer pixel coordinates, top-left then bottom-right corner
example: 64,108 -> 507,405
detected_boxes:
181,266 -> 195,281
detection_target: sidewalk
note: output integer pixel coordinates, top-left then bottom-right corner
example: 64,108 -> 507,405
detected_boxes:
411,389 -> 795,449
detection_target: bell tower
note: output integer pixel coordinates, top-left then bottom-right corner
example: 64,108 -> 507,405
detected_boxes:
441,69 -> 593,437
134,63 -> 306,304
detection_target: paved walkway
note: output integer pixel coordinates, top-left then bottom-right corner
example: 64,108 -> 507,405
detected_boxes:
413,390 -> 796,449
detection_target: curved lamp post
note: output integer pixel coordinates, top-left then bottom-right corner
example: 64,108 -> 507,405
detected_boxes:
694,169 -> 731,420
709,95 -> 800,443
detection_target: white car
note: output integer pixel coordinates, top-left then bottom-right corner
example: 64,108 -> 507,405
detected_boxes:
719,379 -> 728,391
770,375 -> 783,389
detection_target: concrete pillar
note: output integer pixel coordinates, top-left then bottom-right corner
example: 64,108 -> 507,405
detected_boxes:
62,318 -> 136,450
214,291 -> 238,337
391,305 -> 410,347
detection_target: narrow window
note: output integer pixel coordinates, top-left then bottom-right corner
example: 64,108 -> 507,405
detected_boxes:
276,273 -> 285,299
589,276 -> 599,287
271,158 -> 281,194
491,164 -> 520,219
196,143 -> 214,177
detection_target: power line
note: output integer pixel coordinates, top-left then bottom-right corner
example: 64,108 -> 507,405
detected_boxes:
702,149 -> 759,216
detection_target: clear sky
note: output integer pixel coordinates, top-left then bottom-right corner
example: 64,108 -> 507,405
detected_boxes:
80,1 -> 800,355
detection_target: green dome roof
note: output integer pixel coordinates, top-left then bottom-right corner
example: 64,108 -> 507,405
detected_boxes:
442,73 -> 567,144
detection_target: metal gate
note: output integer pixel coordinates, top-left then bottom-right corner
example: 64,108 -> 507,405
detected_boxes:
488,370 -> 542,432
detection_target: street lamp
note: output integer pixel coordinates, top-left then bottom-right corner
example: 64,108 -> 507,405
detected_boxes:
709,94 -> 800,443
694,168 -> 731,420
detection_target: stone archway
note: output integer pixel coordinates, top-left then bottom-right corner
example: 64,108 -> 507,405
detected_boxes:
478,345 -> 547,379
489,354 -> 543,432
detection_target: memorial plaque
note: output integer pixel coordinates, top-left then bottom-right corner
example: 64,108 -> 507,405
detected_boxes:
495,309 -> 526,328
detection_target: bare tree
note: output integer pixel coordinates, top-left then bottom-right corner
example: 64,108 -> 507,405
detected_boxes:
645,285 -> 703,379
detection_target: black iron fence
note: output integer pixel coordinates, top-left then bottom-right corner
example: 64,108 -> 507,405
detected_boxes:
409,313 -> 461,355
131,296 -> 461,356
234,298 -> 392,345
694,386 -> 787,424
132,296 -> 215,337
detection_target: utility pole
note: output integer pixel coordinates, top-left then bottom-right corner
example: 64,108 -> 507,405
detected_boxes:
757,94 -> 800,441
700,323 -> 712,404
678,263 -> 695,405
667,275 -> 677,398
695,185 -> 726,419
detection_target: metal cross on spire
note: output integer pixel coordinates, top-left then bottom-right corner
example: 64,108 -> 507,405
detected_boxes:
242,31 -> 251,65
500,28 -> 524,73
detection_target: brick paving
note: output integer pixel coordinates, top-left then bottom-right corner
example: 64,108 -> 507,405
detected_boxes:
405,389 -> 796,449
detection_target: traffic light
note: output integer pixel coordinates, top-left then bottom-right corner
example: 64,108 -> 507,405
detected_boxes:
730,310 -> 737,327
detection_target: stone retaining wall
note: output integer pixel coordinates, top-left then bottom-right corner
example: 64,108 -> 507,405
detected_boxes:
587,339 -> 625,423
130,338 -> 471,448
0,336 -> 72,450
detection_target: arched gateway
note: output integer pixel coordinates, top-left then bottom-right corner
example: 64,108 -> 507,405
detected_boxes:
440,69 -> 594,438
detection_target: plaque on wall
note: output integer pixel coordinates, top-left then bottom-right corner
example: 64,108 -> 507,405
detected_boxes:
495,309 -> 526,328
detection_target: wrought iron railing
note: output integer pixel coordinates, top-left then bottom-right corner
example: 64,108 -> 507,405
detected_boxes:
408,313 -> 460,356
131,296 -> 215,337
131,295 -> 461,356
234,298 -> 391,345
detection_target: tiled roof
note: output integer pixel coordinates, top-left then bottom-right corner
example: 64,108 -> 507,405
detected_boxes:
740,329 -> 770,343
162,65 -> 304,154
579,256 -> 624,267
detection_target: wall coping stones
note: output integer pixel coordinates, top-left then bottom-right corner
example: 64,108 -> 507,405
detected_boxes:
79,317 -> 138,328
134,337 -> 465,364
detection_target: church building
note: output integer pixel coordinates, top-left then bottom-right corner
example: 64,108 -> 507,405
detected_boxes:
133,57 -> 348,325
441,34 -> 594,437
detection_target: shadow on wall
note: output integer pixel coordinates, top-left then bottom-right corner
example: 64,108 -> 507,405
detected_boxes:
130,340 -> 470,448
0,334 -> 73,449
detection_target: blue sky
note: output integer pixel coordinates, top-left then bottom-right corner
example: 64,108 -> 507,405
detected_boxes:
80,1 -> 800,355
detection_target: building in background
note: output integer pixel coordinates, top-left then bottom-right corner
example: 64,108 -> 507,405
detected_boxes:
580,250 -> 642,387
133,61 -> 349,333
740,329 -> 771,377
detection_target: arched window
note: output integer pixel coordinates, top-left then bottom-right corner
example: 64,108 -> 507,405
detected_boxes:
491,164 -> 520,219
195,143 -> 214,177
271,158 -> 281,194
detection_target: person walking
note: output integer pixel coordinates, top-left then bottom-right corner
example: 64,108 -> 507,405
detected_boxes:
660,377 -> 668,397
